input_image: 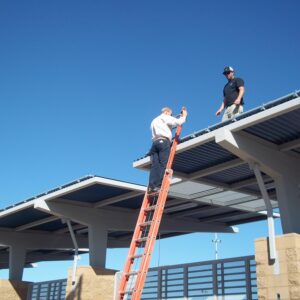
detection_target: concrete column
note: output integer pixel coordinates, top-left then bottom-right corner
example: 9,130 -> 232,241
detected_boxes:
255,233 -> 300,300
9,245 -> 26,281
65,266 -> 117,300
275,176 -> 300,233
0,280 -> 31,300
88,224 -> 108,268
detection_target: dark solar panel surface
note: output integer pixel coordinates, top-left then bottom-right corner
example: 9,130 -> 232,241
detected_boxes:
0,207 -> 49,228
62,184 -> 132,203
173,141 -> 237,174
243,108 -> 300,144
203,163 -> 254,185
111,194 -> 144,209
32,219 -> 66,231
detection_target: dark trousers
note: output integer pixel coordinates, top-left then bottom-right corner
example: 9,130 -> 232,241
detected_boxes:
148,139 -> 171,189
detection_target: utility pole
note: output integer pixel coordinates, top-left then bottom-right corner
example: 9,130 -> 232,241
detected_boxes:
212,233 -> 221,260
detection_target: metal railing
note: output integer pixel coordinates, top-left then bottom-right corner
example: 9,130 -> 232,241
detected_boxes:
115,255 -> 257,300
28,278 -> 67,300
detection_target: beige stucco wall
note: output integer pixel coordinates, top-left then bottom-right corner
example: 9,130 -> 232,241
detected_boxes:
255,233 -> 300,300
0,279 -> 31,300
65,266 -> 117,300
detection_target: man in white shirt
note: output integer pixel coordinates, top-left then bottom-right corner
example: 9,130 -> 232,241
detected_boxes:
148,107 -> 187,192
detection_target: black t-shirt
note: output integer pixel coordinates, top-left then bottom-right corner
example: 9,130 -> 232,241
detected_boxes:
223,77 -> 244,107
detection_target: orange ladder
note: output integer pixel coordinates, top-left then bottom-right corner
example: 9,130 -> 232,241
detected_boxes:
117,114 -> 184,300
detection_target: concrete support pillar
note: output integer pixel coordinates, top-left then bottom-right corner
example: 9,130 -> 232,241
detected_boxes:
255,233 -> 300,300
65,266 -> 117,300
0,279 -> 31,300
9,245 -> 26,281
275,176 -> 300,234
88,225 -> 108,268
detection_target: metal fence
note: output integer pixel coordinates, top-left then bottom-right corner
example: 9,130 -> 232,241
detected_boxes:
28,256 -> 257,300
28,278 -> 67,300
115,255 -> 257,300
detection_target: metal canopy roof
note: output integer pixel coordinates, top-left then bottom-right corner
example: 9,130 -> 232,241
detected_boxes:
134,90 -> 300,213
0,173 -> 270,267
2,91 -> 297,268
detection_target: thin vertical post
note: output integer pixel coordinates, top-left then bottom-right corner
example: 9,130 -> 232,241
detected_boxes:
212,262 -> 218,300
66,219 -> 80,286
183,265 -> 188,300
245,258 -> 252,300
251,162 -> 280,274
157,268 -> 162,300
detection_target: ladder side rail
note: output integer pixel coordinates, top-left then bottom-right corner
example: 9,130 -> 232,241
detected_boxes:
166,125 -> 182,170
117,192 -> 151,298
132,181 -> 171,299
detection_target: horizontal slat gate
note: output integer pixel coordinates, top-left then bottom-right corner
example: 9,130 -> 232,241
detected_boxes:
29,256 -> 257,299
116,255 -> 257,300
28,279 -> 67,300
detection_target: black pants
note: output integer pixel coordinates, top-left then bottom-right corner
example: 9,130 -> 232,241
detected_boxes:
148,139 -> 171,189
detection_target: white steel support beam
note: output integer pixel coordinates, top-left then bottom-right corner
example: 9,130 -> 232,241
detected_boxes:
0,228 -> 129,249
0,229 -> 89,249
279,137 -> 300,152
94,191 -> 145,208
55,224 -> 86,234
216,129 -> 300,233
187,158 -> 244,180
34,199 -> 236,233
66,220 -> 79,285
0,252 -> 77,265
251,163 -> 279,274
15,216 -> 59,231
32,197 -> 238,267
34,199 -> 137,230
230,176 -> 270,190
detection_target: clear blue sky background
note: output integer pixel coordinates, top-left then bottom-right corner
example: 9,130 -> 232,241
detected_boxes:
0,0 -> 299,281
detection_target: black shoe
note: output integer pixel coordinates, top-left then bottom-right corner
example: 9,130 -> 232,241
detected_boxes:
148,186 -> 160,193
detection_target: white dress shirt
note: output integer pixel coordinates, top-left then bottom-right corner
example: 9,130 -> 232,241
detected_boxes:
151,113 -> 186,141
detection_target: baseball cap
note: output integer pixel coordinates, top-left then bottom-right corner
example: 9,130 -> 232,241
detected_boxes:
223,66 -> 234,74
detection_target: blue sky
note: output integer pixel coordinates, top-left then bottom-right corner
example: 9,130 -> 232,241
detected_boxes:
0,0 -> 299,281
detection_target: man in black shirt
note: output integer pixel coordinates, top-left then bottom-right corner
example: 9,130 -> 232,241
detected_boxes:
216,66 -> 245,121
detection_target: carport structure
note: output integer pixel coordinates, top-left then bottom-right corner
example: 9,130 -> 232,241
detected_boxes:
134,90 -> 300,235
0,173 -> 269,282
0,90 -> 299,288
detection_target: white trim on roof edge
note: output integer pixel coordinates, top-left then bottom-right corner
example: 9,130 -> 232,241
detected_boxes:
0,176 -> 146,218
133,96 -> 300,170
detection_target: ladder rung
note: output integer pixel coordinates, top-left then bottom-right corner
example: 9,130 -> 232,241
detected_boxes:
120,290 -> 133,295
147,190 -> 160,196
126,271 -> 138,277
139,221 -> 152,227
130,254 -> 143,260
136,237 -> 148,243
144,205 -> 157,212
